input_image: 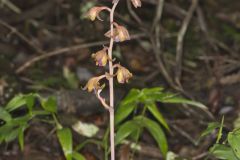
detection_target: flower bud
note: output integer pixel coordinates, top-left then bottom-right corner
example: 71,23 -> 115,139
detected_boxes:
131,0 -> 142,8
92,47 -> 108,66
116,65 -> 133,83
83,76 -> 105,92
86,7 -> 109,21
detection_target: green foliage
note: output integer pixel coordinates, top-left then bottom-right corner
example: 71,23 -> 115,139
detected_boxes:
57,128 -> 73,160
201,118 -> 240,159
115,87 -> 206,157
0,94 -> 85,160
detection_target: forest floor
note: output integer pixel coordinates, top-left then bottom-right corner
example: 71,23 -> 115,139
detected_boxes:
0,0 -> 240,159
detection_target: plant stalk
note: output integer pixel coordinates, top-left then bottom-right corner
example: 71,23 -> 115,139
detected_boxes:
108,1 -> 119,160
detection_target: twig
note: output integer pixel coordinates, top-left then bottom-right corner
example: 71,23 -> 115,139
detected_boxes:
151,0 -> 164,32
16,33 -> 145,74
1,0 -> 21,13
0,20 -> 44,54
175,0 -> 199,86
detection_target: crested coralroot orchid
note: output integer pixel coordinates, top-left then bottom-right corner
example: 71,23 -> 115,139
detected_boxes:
105,24 -> 130,42
86,6 -> 111,21
92,47 -> 109,66
83,75 -> 105,92
83,0 -> 140,159
131,0 -> 142,8
116,65 -> 133,83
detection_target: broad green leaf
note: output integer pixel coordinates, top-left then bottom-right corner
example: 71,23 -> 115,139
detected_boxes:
228,131 -> 240,158
115,103 -> 136,125
135,116 -> 168,157
115,120 -> 139,145
210,144 -> 238,160
201,122 -> 220,138
0,107 -> 12,122
5,94 -> 26,111
121,89 -> 141,105
57,128 -> 73,160
162,97 -> 207,110
40,96 -> 57,113
72,151 -> 86,160
147,103 -> 169,131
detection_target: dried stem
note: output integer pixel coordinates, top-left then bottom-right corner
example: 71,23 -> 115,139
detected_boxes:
108,1 -> 119,160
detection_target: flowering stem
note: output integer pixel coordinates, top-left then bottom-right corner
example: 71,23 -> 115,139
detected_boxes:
108,1 -> 119,160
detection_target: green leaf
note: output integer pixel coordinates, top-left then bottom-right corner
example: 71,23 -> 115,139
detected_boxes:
18,125 -> 28,151
57,128 -> 73,160
115,103 -> 136,125
210,144 -> 239,160
5,94 -> 26,111
217,116 -> 224,143
135,116 -> 168,157
40,96 -> 57,113
142,87 -> 164,95
121,89 -> 141,105
147,103 -> 169,131
25,94 -> 36,112
228,131 -> 240,158
72,151 -> 86,160
162,97 -> 207,110
201,122 -> 220,138
115,120 -> 139,145
0,107 -> 12,122
5,128 -> 20,142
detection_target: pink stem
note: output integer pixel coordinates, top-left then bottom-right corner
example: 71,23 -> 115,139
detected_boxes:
108,1 -> 119,160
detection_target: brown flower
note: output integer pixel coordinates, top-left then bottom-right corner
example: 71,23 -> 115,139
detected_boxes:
86,7 -> 110,21
116,65 -> 133,83
104,25 -> 130,42
83,76 -> 105,92
92,47 -> 108,66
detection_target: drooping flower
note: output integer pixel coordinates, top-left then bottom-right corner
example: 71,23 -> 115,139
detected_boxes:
91,47 -> 109,66
116,65 -> 133,83
86,7 -> 110,21
104,24 -> 130,42
83,76 -> 105,92
131,0 -> 142,8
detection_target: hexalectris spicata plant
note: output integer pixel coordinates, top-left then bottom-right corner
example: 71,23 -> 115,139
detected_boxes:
83,0 -> 141,159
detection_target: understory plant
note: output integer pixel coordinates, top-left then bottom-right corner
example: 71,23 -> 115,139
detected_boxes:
0,94 -> 85,160
114,87 -> 207,158
201,117 -> 240,160
83,0 -> 141,159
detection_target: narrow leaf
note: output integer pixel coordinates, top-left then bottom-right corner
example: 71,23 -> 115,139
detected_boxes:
57,128 -> 73,160
115,103 -> 136,125
115,120 -> 139,145
72,151 -> 86,160
201,122 -> 220,138
5,95 -> 26,111
135,116 -> 168,157
147,103 -> 169,131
